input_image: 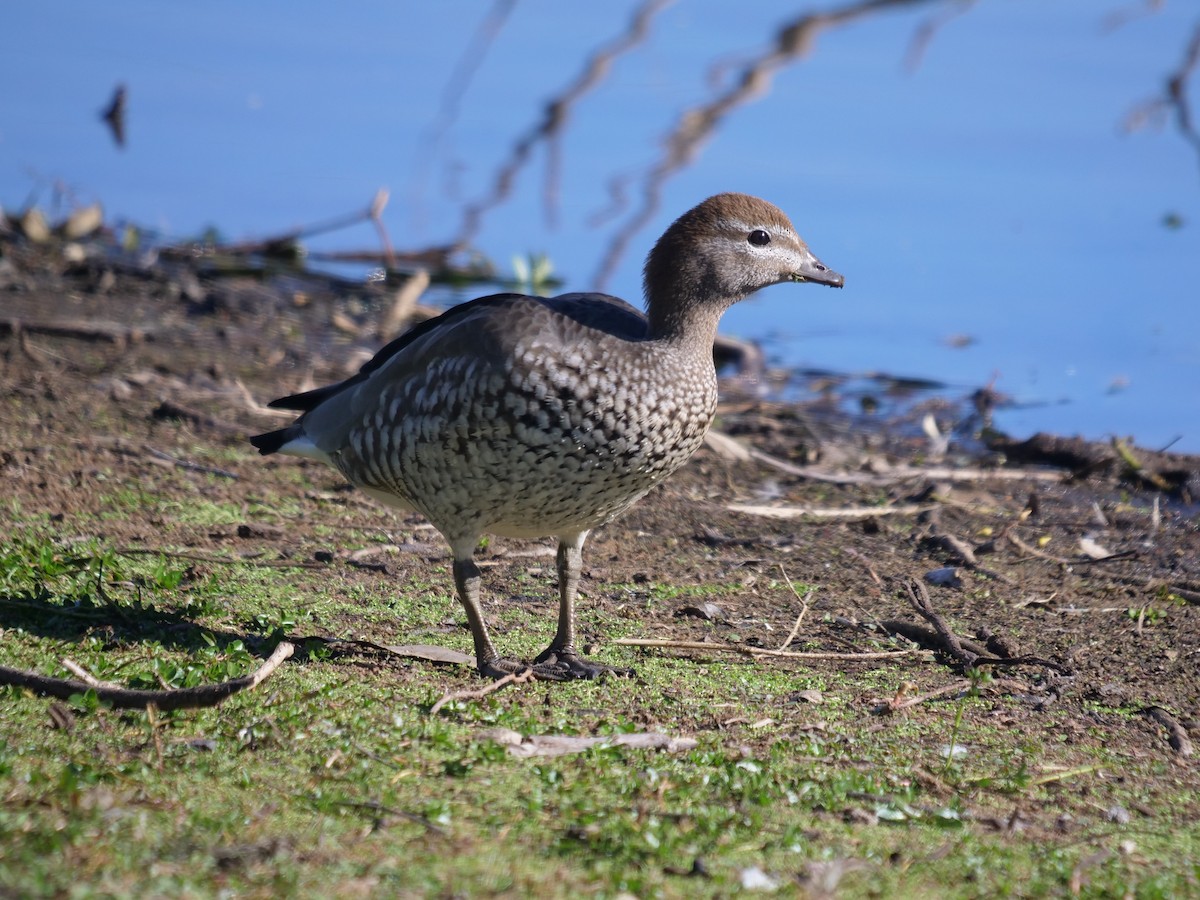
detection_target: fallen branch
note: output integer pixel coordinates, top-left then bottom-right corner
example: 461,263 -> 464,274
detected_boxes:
0,317 -> 148,346
703,429 -> 752,462
905,578 -> 977,668
196,189 -> 396,263
1173,586 -> 1200,605
377,269 -> 431,342
875,675 -> 1057,715
1006,532 -> 1141,568
880,619 -> 989,659
1006,531 -> 1073,564
971,655 -> 1072,675
294,635 -> 473,667
233,378 -> 297,420
430,668 -> 534,714
898,580 -> 1071,675
744,455 -> 1067,486
611,637 -> 919,662
899,465 -> 1064,484
728,503 -> 934,520
0,642 -> 294,710
1029,765 -> 1102,787
481,726 -> 698,758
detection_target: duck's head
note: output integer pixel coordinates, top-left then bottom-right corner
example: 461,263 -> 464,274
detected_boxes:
643,192 -> 843,336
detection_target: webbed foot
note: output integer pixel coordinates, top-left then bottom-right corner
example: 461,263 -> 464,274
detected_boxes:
532,649 -> 634,681
478,656 -> 572,682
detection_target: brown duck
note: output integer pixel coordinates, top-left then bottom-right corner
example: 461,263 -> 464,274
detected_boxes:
251,193 -> 844,680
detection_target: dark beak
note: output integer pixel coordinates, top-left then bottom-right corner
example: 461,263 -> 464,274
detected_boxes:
791,255 -> 844,288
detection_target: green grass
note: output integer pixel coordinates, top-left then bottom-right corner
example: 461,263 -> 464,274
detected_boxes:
1,528 -> 1198,897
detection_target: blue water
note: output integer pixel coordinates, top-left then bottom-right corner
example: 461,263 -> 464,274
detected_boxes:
3,1 -> 1197,450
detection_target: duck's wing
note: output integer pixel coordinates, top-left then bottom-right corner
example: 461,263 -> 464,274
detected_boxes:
266,292 -> 529,413
250,291 -> 649,458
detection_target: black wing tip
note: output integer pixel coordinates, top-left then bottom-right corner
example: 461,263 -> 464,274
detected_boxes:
267,392 -> 317,411
249,427 -> 296,456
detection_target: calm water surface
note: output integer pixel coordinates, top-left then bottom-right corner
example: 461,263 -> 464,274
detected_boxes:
3,1 -> 1197,449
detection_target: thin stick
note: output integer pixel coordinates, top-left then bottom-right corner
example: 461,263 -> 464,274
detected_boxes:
211,191 -> 390,255
728,503 -> 934,520
60,659 -> 121,689
611,638 -> 918,661
0,643 -> 294,711
430,669 -> 534,715
877,679 -> 972,713
377,268 -> 431,342
776,566 -> 813,652
1029,765 -> 1102,787
143,445 -> 239,480
0,317 -> 146,345
843,547 -> 884,587
741,452 -> 1065,487
367,188 -> 397,270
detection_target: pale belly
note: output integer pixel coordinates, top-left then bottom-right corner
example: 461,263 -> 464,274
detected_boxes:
330,336 -> 720,541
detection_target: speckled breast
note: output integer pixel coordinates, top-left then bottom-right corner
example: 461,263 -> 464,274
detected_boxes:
333,338 -> 719,540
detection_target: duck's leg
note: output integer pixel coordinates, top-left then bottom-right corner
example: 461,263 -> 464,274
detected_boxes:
450,538 -> 553,681
533,531 -> 634,680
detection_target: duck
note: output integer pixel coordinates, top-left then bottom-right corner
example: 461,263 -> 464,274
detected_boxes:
250,193 -> 843,680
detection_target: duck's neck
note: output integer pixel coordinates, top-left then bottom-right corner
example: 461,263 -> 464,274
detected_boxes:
645,280 -> 736,356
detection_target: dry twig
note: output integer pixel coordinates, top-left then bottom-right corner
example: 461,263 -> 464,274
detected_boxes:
1,317 -> 147,346
60,659 -> 120,689
875,679 -> 972,713
377,269 -> 432,342
612,637 -> 918,662
455,0 -> 675,246
880,619 -> 989,658
899,579 -> 1071,674
430,668 -> 534,714
203,190 -> 396,264
728,503 -> 934,520
143,445 -> 239,480
776,568 -> 813,652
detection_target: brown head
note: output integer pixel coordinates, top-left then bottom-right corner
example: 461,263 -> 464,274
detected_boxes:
643,192 -> 843,340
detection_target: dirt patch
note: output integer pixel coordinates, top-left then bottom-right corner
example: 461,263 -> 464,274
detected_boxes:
3,236 -> 1198,805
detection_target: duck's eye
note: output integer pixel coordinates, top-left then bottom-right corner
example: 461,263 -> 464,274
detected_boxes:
748,229 -> 771,247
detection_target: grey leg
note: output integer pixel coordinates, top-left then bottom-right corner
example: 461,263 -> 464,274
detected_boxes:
450,538 -> 545,680
534,531 -> 633,680
549,531 -> 585,656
